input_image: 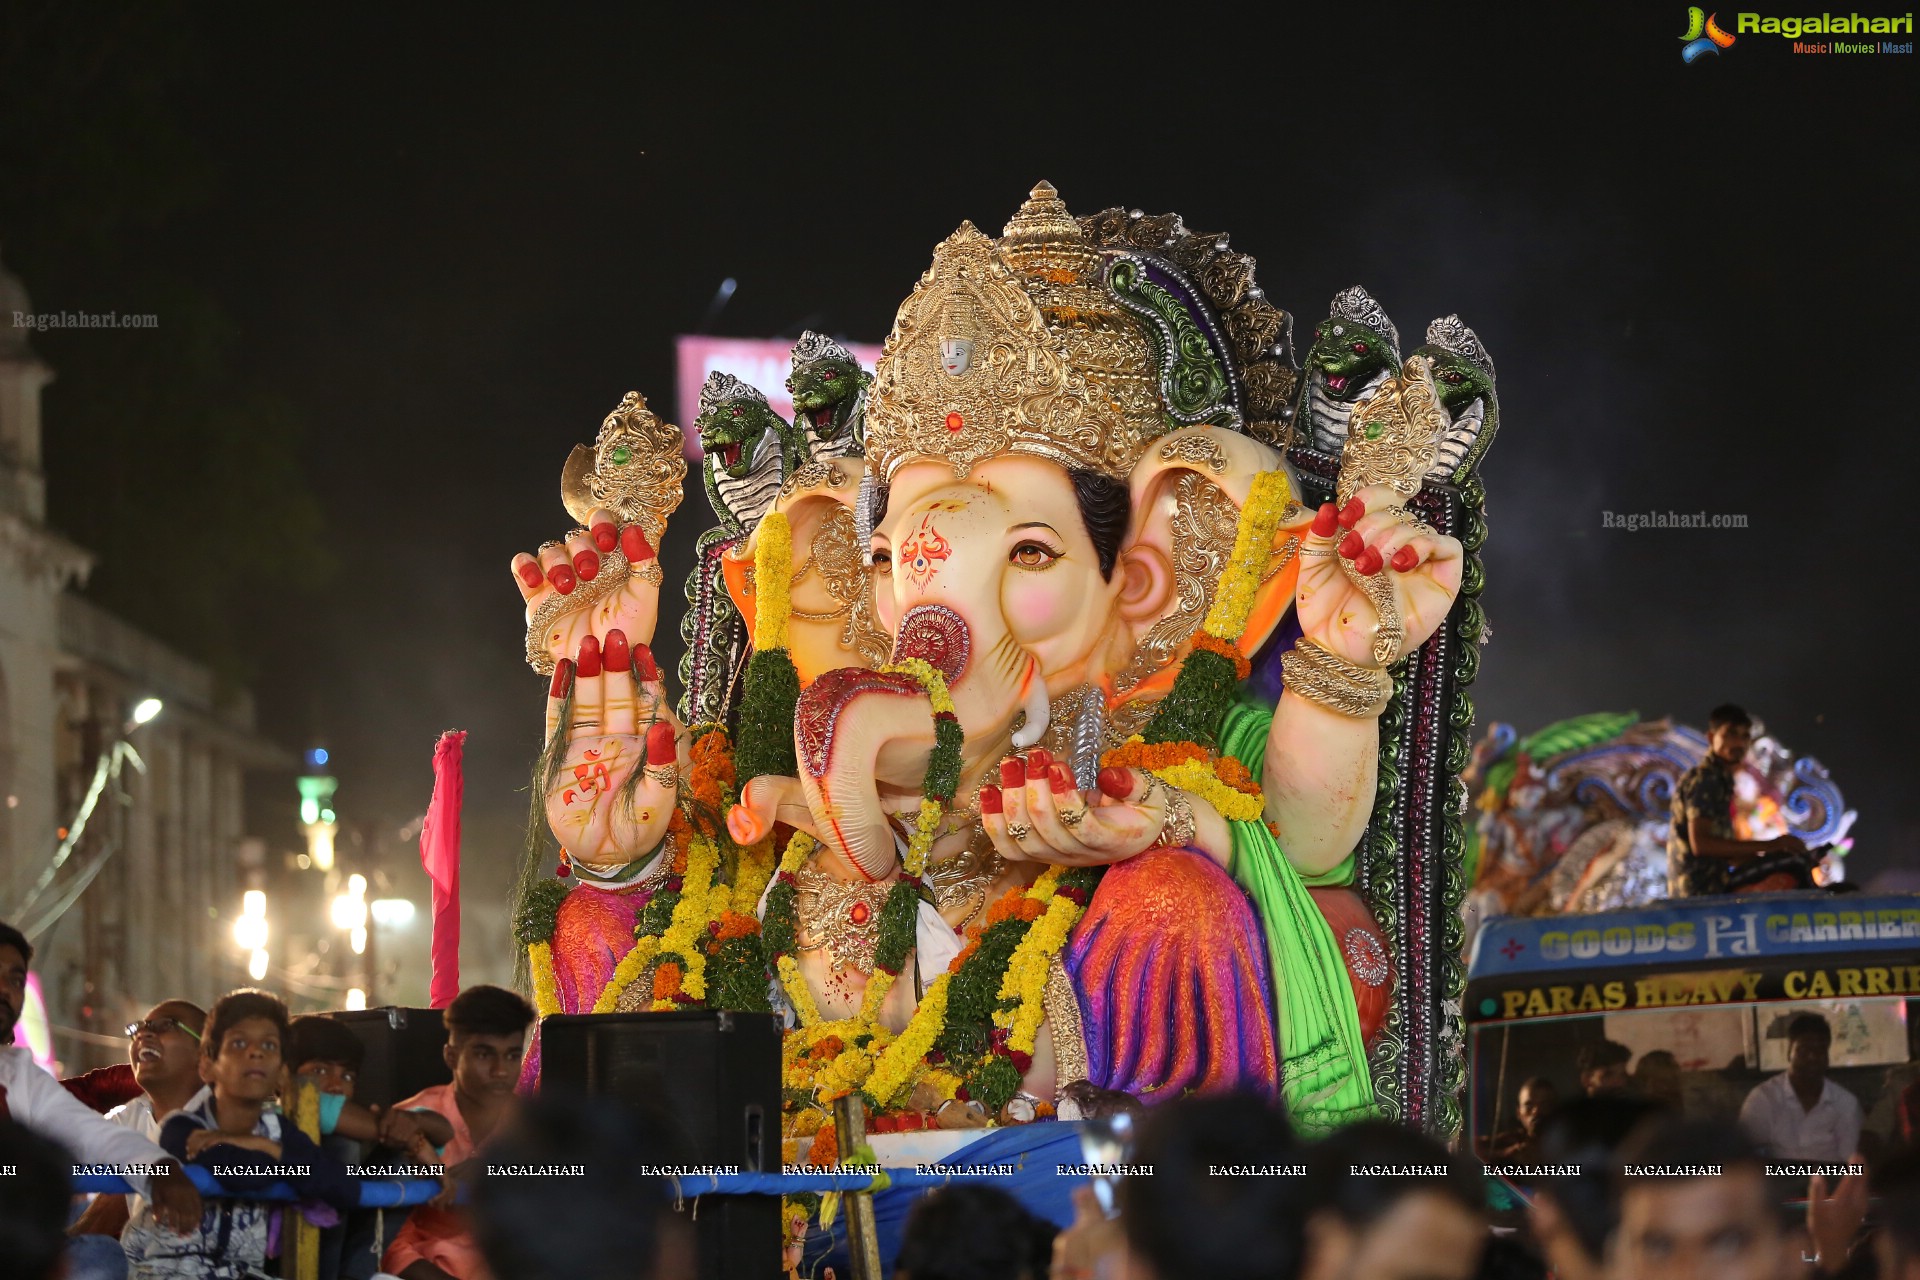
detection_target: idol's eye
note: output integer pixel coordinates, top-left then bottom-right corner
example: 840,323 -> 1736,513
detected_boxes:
1313,327 -> 1323,341
870,548 -> 893,574
1443,372 -> 1464,384
731,407 -> 741,417
1009,541 -> 1060,569
822,370 -> 836,380
1351,341 -> 1369,355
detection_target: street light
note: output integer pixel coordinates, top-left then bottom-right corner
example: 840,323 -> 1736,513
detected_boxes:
130,697 -> 164,727
234,891 -> 269,983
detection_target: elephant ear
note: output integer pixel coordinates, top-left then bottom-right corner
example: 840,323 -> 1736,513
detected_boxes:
723,456 -> 890,681
1117,424 -> 1302,704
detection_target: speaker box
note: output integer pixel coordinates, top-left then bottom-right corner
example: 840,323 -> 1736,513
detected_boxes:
538,1010 -> 783,1279
327,1006 -> 451,1110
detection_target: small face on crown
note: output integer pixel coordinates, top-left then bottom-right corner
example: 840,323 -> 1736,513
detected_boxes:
938,337 -> 973,377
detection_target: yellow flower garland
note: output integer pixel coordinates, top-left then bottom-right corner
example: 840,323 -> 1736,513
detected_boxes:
1202,470 -> 1294,642
874,656 -> 958,878
733,839 -> 776,916
865,974 -> 950,1107
592,935 -> 659,1014
754,511 -> 793,651
651,833 -> 719,1010
1150,758 -> 1267,823
993,868 -> 1065,1033
777,954 -> 823,1027
528,941 -> 561,1018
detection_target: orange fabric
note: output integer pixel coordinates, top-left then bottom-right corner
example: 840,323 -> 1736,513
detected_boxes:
380,1083 -> 492,1280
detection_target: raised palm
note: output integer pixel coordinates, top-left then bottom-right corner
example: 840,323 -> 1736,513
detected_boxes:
542,630 -> 684,871
1286,482 -> 1463,670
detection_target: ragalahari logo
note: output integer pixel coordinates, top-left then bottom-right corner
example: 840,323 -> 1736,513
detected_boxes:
1681,7 -> 1738,60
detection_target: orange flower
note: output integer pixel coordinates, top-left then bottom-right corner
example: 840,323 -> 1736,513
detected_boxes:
715,911 -> 761,942
810,1035 -> 845,1060
652,960 -> 683,1002
1213,755 -> 1261,797
807,1120 -> 838,1168
1102,740 -> 1208,772
1191,632 -> 1253,680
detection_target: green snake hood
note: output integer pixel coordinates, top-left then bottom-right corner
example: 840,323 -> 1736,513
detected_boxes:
1412,314 -> 1498,483
1298,285 -> 1402,454
695,371 -> 785,480
785,329 -> 869,454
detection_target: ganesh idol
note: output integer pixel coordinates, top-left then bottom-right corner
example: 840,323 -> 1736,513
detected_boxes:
505,182 -> 1495,1140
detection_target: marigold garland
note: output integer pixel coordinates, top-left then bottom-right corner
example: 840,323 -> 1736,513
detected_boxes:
866,974 -> 949,1107
592,935 -> 659,1014
1145,469 -> 1294,751
754,510 -> 794,653
777,954 -> 822,1026
1202,470 -> 1294,643
528,941 -> 560,1018
650,832 -> 719,1010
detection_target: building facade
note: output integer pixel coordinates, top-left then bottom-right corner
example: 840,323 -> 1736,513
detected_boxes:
1,252 -> 292,1070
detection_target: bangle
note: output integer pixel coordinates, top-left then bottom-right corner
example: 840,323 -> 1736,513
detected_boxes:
1148,778 -> 1197,849
1280,638 -> 1393,718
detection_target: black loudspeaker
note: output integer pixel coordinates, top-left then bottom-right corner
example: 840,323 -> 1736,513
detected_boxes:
327,1006 -> 451,1110
538,1010 -> 783,1279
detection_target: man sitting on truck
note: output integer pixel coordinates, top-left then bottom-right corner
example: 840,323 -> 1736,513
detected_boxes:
1738,1012 -> 1863,1163
1668,703 -> 1809,896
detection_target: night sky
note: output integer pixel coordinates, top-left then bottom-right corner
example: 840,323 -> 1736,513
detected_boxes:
15,7 -> 1916,977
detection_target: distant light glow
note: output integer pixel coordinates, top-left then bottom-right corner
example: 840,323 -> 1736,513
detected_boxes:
371,898 -> 416,926
345,988 -> 367,1011
349,926 -> 367,955
330,893 -> 367,932
307,747 -> 330,767
247,948 -> 269,981
233,891 -> 269,951
130,697 -> 164,726
21,973 -> 54,1070
348,873 -> 367,896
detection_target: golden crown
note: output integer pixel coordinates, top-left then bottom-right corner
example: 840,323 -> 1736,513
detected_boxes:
864,182 -> 1165,484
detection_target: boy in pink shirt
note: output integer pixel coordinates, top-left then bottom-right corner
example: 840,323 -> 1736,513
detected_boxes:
382,986 -> 534,1280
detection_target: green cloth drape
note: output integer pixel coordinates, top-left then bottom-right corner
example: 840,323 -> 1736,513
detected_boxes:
1219,699 -> 1379,1134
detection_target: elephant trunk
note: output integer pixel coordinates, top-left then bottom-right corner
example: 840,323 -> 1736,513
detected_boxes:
793,667 -> 938,880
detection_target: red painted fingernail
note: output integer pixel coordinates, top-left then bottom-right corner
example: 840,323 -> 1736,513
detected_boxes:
980,785 -> 1004,815
1356,546 -> 1384,576
603,629 -> 631,672
1049,764 -> 1074,795
573,549 -> 600,581
590,522 -> 617,553
633,643 -> 659,683
549,658 -> 574,699
620,525 -> 654,563
547,564 -> 577,594
1097,768 -> 1132,800
1000,758 -> 1025,788
576,634 -> 602,678
646,720 -> 676,765
1311,503 -> 1339,538
1337,497 -> 1366,529
1025,748 -> 1051,780
1391,545 -> 1419,572
516,560 -> 544,589
1338,531 -> 1364,559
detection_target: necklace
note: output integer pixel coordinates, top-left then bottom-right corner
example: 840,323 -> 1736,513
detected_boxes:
793,864 -> 895,972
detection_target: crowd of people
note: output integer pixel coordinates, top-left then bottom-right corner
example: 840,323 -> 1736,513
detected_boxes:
10,900 -> 1920,1280
0,919 -> 555,1280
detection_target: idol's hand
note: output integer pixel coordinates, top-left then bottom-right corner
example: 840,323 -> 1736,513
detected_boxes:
979,749 -> 1227,869
1286,482 -> 1463,669
544,629 -> 683,869
510,506 -> 663,674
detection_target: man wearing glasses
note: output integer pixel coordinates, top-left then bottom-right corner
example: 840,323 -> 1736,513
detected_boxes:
69,1003 -> 209,1242
1,922 -> 203,1280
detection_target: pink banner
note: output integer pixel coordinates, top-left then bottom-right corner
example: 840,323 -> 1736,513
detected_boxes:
674,335 -> 883,458
419,730 -> 467,1009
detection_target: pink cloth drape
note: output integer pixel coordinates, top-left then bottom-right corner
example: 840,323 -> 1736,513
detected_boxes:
419,730 -> 467,1009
